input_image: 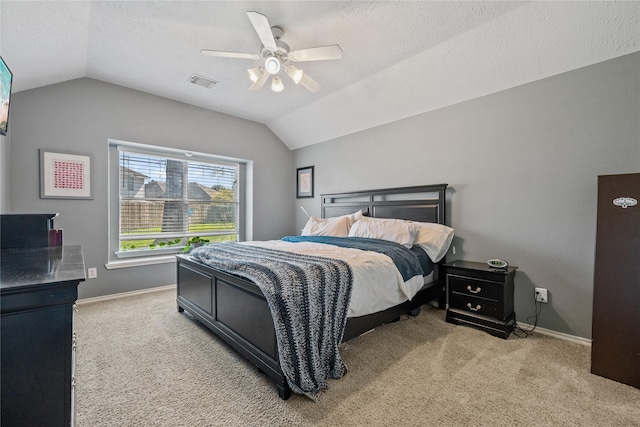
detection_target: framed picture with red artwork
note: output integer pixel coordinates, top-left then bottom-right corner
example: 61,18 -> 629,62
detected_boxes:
40,150 -> 93,199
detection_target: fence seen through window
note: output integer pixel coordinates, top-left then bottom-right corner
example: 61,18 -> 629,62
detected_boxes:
118,150 -> 239,253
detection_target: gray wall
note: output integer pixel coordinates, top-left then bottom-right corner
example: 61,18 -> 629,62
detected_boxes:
293,52 -> 640,339
6,54 -> 638,338
9,78 -> 293,299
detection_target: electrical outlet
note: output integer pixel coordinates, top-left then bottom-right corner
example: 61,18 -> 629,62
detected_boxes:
87,267 -> 97,279
535,287 -> 548,303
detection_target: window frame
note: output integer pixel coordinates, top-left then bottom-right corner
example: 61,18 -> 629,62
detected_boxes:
107,139 -> 249,268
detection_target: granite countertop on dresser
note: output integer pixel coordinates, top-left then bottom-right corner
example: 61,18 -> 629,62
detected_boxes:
0,245 -> 86,291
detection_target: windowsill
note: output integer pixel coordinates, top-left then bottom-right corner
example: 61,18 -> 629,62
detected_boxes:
105,255 -> 178,270
115,246 -> 186,258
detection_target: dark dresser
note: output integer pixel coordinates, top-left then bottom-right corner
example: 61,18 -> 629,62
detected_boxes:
1,214 -> 84,426
444,260 -> 517,339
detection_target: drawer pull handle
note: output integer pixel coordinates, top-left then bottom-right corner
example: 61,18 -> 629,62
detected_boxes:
467,285 -> 482,294
467,303 -> 482,312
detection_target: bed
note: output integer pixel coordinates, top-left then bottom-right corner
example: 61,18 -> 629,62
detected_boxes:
176,184 -> 451,400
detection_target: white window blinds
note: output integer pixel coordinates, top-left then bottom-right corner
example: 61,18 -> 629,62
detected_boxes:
117,147 -> 239,253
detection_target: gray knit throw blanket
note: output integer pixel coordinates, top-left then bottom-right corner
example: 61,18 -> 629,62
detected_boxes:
190,243 -> 354,400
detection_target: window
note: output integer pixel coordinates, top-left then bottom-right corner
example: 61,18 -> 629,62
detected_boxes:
111,141 -> 242,260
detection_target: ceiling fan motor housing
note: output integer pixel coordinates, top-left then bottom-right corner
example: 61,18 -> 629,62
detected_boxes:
261,26 -> 291,75
261,39 -> 290,57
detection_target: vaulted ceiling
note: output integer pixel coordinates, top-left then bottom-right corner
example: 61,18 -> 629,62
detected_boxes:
1,1 -> 638,149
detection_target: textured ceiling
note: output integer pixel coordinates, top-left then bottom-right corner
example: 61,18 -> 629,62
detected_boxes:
1,1 -> 638,149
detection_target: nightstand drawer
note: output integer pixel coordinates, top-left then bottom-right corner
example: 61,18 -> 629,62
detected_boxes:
448,275 -> 500,301
450,293 -> 499,318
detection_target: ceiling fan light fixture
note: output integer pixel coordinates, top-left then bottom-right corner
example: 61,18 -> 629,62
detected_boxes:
271,75 -> 284,92
202,12 -> 341,94
247,67 -> 263,83
264,56 -> 281,75
285,66 -> 304,84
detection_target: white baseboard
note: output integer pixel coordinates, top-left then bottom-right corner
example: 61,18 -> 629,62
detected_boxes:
77,287 -> 592,347
517,322 -> 591,346
77,284 -> 176,305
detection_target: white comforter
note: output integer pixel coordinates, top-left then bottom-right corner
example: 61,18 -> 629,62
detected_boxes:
240,240 -> 426,318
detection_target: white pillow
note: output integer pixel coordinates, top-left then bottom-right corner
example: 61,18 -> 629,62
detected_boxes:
358,216 -> 405,225
348,218 -> 419,248
339,209 -> 363,228
301,215 -> 351,237
411,221 -> 455,262
301,210 -> 363,236
351,209 -> 364,224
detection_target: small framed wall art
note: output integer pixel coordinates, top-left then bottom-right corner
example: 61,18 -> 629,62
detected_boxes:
40,150 -> 93,199
296,166 -> 314,198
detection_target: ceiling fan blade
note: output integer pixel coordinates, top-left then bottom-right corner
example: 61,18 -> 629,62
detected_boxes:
299,73 -> 322,93
201,49 -> 260,60
289,45 -> 343,62
248,71 -> 269,91
246,11 -> 277,53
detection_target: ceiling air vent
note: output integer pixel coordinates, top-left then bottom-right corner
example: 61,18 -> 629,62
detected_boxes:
188,74 -> 218,89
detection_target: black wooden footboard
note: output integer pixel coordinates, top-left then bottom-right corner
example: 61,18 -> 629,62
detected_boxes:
176,255 -> 291,399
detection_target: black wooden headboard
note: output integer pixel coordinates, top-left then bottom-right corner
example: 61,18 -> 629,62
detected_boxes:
322,184 -> 450,331
321,184 -> 448,225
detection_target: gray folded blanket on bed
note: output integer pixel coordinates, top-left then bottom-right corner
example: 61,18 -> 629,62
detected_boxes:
189,242 -> 353,401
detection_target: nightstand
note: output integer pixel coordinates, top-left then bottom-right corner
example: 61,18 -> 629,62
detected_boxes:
444,260 -> 517,339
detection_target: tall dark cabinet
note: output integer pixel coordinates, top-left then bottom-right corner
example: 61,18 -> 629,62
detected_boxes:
591,173 -> 640,390
1,214 -> 85,426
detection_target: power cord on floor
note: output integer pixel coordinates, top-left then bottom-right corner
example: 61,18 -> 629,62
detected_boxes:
512,292 -> 543,338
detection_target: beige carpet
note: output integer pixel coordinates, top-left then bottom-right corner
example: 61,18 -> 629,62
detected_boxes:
75,288 -> 640,426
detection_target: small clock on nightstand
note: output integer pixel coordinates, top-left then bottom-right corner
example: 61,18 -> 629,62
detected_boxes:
444,260 -> 518,339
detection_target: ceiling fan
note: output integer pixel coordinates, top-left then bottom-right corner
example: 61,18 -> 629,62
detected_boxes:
201,11 -> 343,93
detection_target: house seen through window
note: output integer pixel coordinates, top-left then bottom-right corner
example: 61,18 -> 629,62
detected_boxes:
118,149 -> 239,256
